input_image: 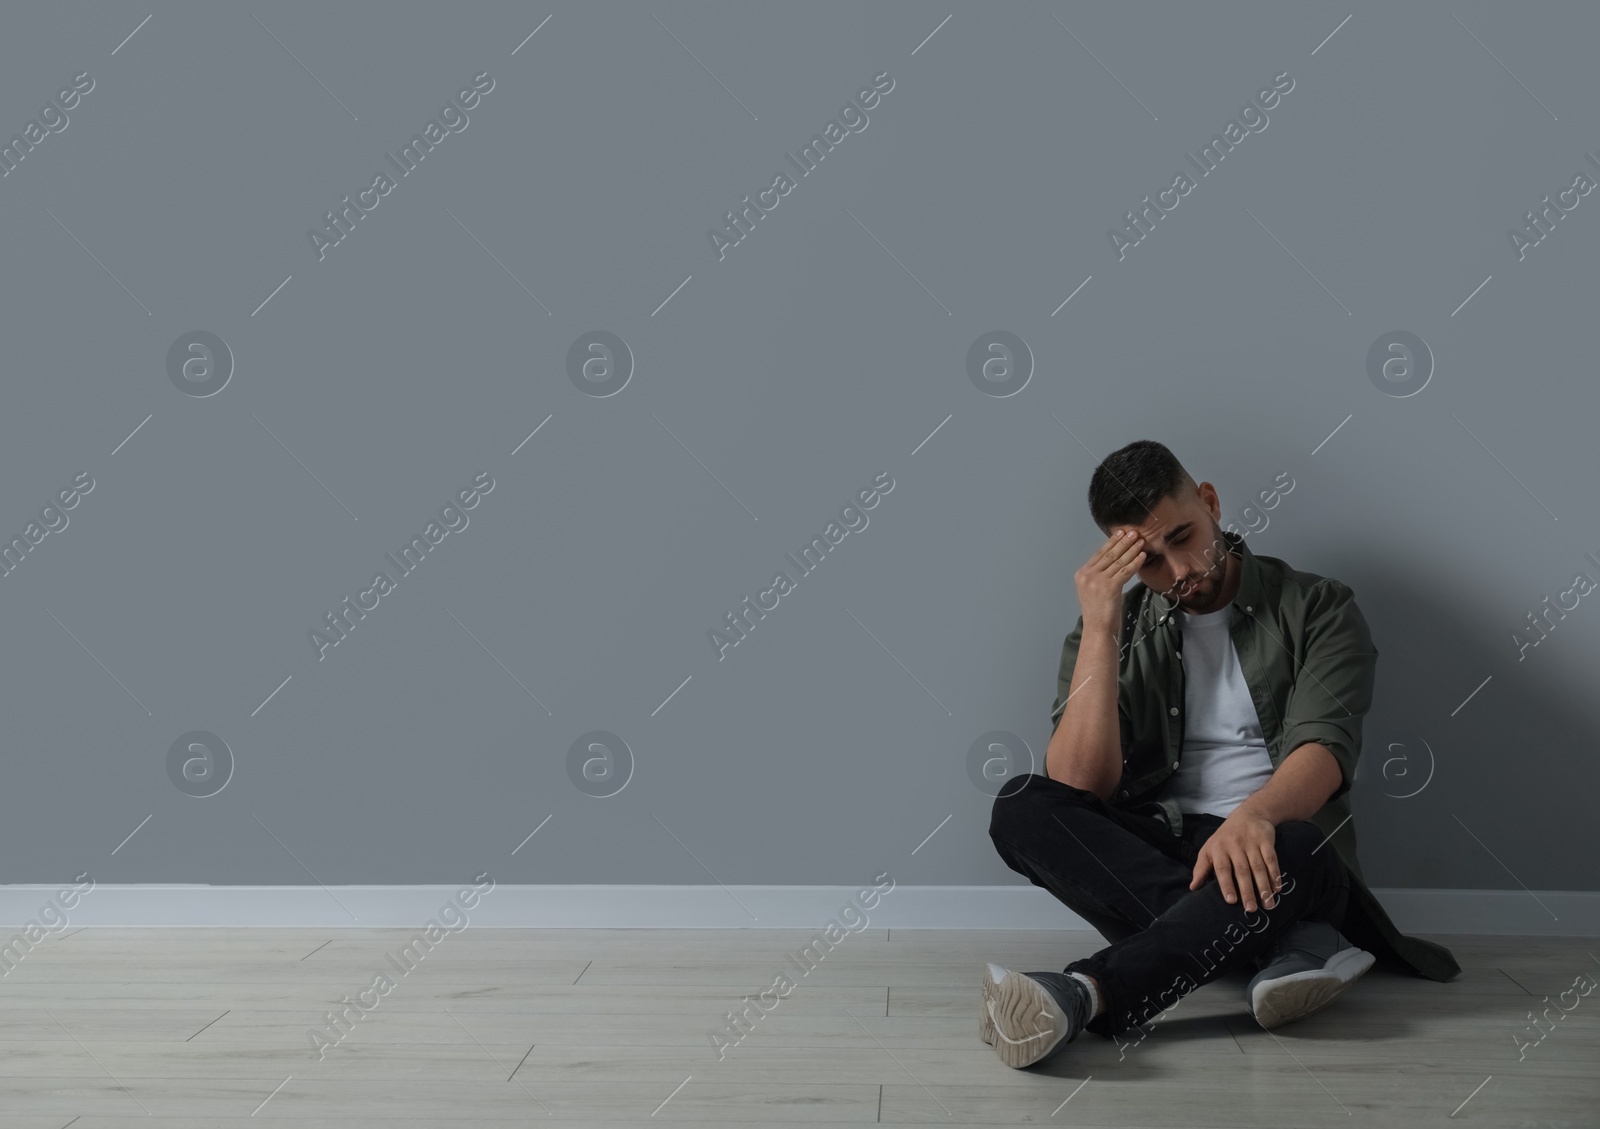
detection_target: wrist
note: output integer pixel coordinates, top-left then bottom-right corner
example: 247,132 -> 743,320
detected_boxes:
1080,612 -> 1120,637
1230,796 -> 1281,826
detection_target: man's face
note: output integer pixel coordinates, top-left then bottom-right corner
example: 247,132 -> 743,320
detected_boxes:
1110,487 -> 1232,613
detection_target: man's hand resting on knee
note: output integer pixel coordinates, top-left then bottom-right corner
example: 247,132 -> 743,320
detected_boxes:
1189,811 -> 1283,914
1189,742 -> 1345,913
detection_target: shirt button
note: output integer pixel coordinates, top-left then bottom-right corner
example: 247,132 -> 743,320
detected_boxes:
1245,605 -> 1252,612
1169,707 -> 1180,716
1118,790 -> 1128,799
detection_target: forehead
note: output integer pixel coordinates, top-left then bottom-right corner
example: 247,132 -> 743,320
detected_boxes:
1125,496 -> 1194,547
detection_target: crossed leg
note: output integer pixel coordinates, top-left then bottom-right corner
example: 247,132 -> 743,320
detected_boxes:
989,772 -> 1350,1038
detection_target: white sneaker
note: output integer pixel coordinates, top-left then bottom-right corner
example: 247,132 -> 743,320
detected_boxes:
1247,921 -> 1374,1030
980,963 -> 1093,1068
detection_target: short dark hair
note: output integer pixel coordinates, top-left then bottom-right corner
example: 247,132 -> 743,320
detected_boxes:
1087,440 -> 1193,533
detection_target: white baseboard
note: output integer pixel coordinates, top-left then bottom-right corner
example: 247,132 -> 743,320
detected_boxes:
1,885 -> 1596,933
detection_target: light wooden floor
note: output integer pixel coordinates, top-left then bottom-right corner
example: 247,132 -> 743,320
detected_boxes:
2,926 -> 1596,1126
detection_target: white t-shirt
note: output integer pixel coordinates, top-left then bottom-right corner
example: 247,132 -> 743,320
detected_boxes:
1160,603 -> 1275,818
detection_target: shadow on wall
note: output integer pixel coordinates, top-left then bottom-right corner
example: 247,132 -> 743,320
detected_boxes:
1345,565 -> 1600,893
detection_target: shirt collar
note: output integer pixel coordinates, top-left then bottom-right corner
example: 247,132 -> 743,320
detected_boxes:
1227,528 -> 1262,616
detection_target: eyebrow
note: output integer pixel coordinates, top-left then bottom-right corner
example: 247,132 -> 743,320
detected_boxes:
1138,521 -> 1193,563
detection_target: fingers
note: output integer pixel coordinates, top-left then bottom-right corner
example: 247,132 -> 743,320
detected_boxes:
1102,531 -> 1145,580
1114,543 -> 1147,582
1214,854 -> 1239,907
1245,853 -> 1275,913
1081,531 -> 1147,600
1261,850 -> 1283,910
1189,851 -> 1212,891
1095,528 -> 1144,566
1217,851 -> 1264,911
1226,846 -> 1285,913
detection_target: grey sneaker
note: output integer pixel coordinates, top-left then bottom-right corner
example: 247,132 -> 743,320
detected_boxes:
981,963 -> 1093,1068
1247,920 -> 1374,1030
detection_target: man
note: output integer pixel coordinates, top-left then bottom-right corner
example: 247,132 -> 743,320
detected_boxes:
983,440 -> 1459,1069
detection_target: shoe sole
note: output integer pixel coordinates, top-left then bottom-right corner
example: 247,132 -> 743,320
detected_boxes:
983,965 -> 1069,1068
979,966 -> 997,1045
1250,947 -> 1375,1030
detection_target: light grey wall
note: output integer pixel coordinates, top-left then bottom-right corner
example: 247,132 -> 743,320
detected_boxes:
2,1 -> 1596,899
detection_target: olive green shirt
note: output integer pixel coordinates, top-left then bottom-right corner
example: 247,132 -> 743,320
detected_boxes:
1049,528 -> 1459,982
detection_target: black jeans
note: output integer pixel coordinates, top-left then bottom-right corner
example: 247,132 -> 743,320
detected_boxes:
989,773 -> 1350,1039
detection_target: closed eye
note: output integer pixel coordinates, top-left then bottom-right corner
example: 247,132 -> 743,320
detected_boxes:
1141,529 -> 1189,568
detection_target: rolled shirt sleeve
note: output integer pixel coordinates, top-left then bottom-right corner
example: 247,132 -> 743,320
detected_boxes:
1279,579 -> 1378,801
